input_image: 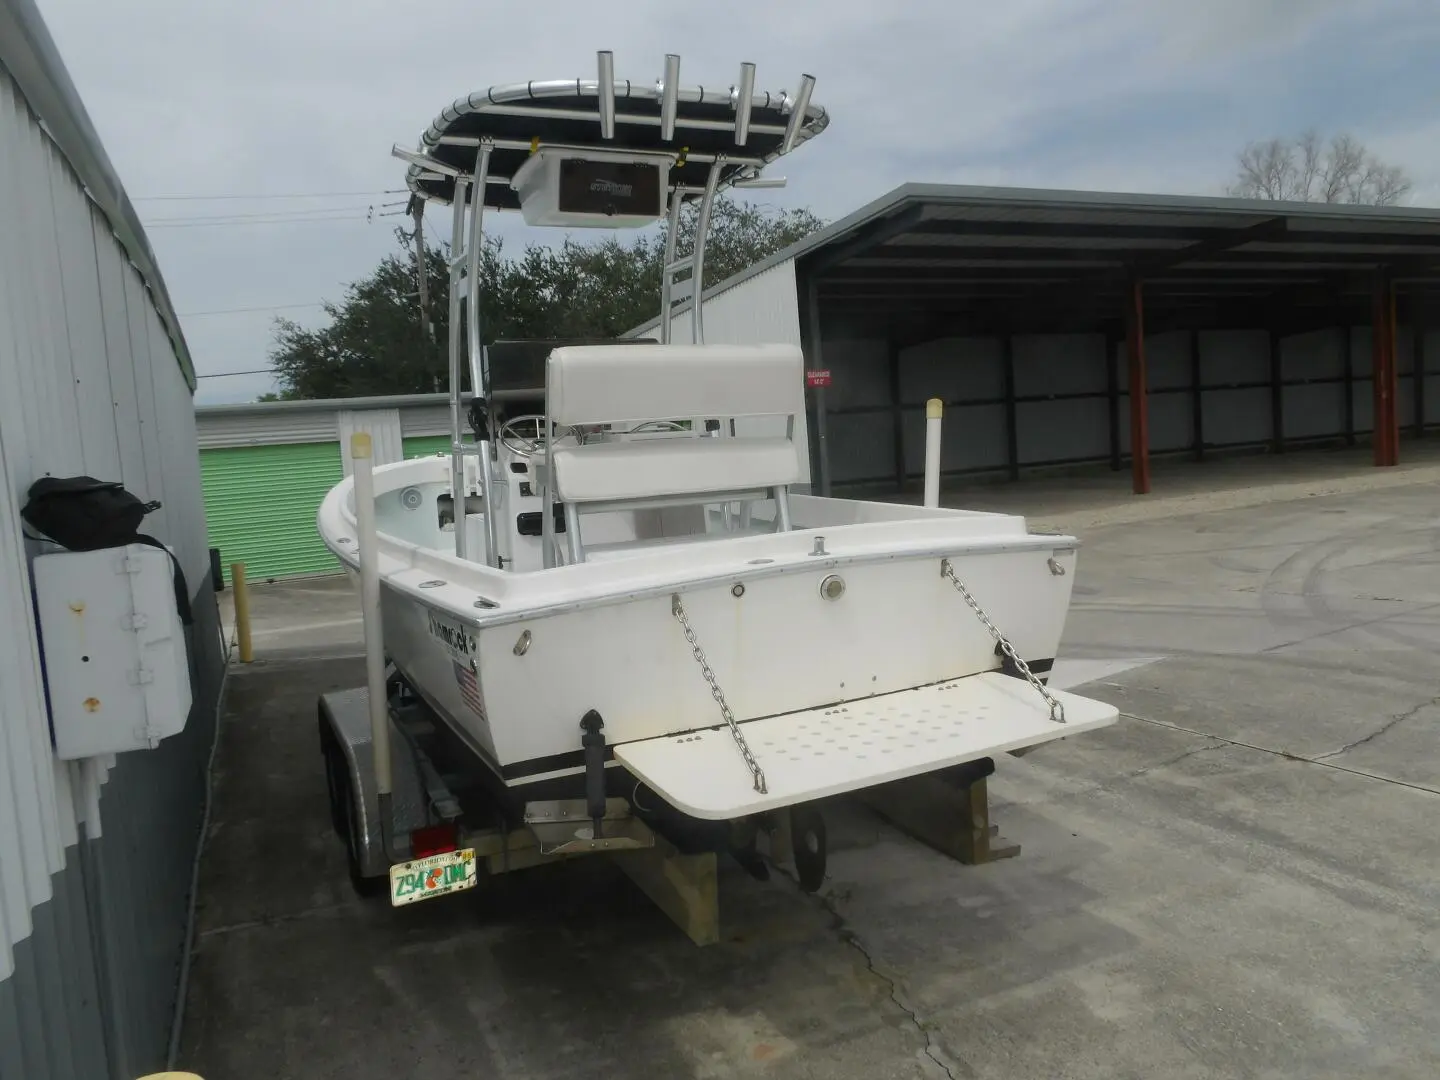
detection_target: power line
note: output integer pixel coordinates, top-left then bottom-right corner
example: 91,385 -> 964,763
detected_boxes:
195,368 -> 276,379
178,302 -> 327,317
146,213 -> 381,230
145,202 -> 385,225
144,200 -> 407,226
134,189 -> 404,202
146,209 -> 409,230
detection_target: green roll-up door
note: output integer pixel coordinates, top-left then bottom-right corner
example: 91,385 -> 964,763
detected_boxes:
201,441 -> 345,585
402,434 -> 453,457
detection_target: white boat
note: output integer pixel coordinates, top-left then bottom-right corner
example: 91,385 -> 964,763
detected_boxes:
316,51 -> 1117,866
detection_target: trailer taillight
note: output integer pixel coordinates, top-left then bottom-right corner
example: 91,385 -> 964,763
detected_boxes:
409,823 -> 458,858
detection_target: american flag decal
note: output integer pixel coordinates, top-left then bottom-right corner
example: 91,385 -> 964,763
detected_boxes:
453,660 -> 484,718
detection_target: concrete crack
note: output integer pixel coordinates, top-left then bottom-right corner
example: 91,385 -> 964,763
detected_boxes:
1316,695 -> 1439,760
1122,740 -> 1224,779
833,920 -> 960,1080
778,862 -> 965,1080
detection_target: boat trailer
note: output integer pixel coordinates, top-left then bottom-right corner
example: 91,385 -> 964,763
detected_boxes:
317,668 -> 1026,946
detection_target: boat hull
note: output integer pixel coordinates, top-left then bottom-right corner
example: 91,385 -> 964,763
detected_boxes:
321,455 -> 1080,809
376,540 -> 1072,791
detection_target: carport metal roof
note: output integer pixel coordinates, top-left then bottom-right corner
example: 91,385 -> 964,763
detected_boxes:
634,182 -> 1440,345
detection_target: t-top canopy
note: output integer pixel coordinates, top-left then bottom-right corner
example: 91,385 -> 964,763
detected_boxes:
397,52 -> 828,209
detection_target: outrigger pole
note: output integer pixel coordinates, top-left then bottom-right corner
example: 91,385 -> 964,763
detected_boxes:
390,52 -> 822,565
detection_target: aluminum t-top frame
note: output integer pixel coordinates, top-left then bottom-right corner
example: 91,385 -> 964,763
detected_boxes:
390,51 -> 829,564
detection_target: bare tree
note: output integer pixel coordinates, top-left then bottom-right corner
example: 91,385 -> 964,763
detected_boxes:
1228,129 -> 1412,206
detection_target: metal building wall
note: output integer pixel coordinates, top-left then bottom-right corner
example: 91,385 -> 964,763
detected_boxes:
640,258 -> 813,485
814,323 -> 1437,488
0,54 -> 226,1080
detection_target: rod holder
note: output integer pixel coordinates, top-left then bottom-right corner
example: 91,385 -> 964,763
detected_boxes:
781,73 -> 816,153
659,54 -> 680,141
733,62 -> 755,145
390,144 -> 462,178
597,50 -> 616,139
924,398 -> 943,508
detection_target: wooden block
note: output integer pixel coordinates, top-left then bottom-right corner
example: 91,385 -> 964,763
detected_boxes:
857,774 -> 1019,865
612,834 -> 720,947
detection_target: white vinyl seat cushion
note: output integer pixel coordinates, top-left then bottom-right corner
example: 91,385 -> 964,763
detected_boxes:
550,437 -> 800,503
546,343 -> 805,426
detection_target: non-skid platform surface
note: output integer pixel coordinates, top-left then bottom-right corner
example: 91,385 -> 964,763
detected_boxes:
614,671 -> 1119,818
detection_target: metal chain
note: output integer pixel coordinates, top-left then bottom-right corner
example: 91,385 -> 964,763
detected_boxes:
670,594 -> 768,793
940,558 -> 1066,724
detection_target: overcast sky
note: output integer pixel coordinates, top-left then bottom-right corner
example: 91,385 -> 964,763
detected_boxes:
34,0 -> 1440,405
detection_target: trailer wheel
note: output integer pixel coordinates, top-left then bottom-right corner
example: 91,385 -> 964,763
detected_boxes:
319,720 -> 348,840
339,777 -> 385,899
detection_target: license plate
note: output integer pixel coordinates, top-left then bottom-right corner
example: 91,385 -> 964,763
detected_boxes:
388,848 -> 477,907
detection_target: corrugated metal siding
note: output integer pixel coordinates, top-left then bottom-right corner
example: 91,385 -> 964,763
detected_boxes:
400,403 -> 454,436
195,408 -> 339,449
647,257 -> 804,349
338,407 -> 403,476
641,258 -> 812,485
0,54 -> 227,1080
201,442 -> 344,584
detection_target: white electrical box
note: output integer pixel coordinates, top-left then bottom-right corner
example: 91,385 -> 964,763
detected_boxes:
510,146 -> 668,228
32,544 -> 192,760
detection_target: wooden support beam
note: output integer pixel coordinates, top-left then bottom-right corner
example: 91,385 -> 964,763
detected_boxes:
855,761 -> 1019,866
1126,280 -> 1151,494
612,834 -> 720,947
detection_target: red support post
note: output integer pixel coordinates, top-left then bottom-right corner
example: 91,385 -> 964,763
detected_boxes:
1388,285 -> 1401,465
1373,276 -> 1399,467
1126,279 -> 1151,494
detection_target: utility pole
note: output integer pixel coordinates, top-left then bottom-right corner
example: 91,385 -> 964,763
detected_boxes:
410,196 -> 433,345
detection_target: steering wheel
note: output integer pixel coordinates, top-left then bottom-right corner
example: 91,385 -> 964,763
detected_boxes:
498,414 -> 580,458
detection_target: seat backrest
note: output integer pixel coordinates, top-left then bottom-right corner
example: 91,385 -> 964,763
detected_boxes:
545,343 -> 804,427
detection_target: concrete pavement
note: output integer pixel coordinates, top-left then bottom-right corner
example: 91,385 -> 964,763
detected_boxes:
180,452 -> 1440,1079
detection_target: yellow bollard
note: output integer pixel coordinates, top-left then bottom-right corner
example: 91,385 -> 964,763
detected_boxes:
230,561 -> 253,663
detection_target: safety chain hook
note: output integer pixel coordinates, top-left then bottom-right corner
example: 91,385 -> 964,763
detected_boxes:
940,558 -> 1066,724
671,593 -> 768,792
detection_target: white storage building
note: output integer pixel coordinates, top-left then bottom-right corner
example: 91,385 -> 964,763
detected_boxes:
0,2 -> 228,1076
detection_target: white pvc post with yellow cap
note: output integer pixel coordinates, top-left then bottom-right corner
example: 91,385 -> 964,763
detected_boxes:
923,397 -> 943,508
351,433 -> 392,802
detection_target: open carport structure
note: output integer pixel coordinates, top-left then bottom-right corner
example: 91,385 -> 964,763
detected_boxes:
634,184 -> 1440,496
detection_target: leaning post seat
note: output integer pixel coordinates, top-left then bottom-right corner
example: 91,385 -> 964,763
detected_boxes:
539,343 -> 805,563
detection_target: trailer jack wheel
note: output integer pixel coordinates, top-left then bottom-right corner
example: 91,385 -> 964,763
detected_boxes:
791,805 -> 827,893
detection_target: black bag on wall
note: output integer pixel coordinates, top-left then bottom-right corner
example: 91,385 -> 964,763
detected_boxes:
20,475 -> 194,626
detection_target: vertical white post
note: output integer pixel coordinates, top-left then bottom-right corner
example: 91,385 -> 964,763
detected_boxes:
923,397 -> 943,508
447,182 -> 468,560
352,433 -> 392,802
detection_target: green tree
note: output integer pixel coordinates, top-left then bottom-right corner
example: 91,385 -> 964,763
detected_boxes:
265,194 -> 824,400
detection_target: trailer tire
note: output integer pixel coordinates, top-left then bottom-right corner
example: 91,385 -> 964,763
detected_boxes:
319,718 -> 385,898
319,719 -> 348,840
